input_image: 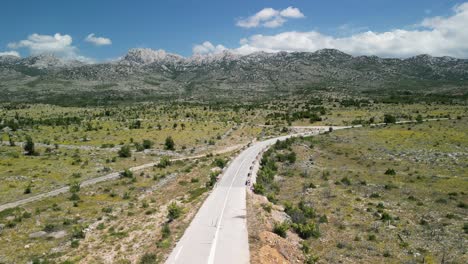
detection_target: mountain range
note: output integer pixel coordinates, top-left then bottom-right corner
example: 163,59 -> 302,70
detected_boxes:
1,48 -> 467,104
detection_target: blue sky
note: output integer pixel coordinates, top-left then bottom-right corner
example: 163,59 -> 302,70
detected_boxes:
1,0 -> 467,61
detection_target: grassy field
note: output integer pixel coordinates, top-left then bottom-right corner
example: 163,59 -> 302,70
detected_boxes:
249,118 -> 467,263
0,150 -> 236,263
0,103 -> 267,204
0,98 -> 466,263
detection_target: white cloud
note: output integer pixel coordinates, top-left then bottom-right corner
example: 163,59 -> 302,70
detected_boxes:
221,3 -> 468,58
279,7 -> 305,18
263,17 -> 286,28
236,6 -> 305,28
85,33 -> 112,46
193,41 -> 227,55
8,33 -> 74,55
8,33 -> 93,62
0,51 -> 20,57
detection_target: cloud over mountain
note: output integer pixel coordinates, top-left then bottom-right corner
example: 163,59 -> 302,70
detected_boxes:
7,33 -> 93,62
85,33 -> 112,46
193,41 -> 227,55
207,3 -> 468,58
0,51 -> 20,57
236,6 -> 304,28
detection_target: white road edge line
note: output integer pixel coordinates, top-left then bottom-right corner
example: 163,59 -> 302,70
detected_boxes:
207,156 -> 248,264
174,245 -> 183,261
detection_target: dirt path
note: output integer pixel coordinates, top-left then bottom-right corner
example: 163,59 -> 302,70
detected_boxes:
0,143 -> 246,212
0,118 -> 447,212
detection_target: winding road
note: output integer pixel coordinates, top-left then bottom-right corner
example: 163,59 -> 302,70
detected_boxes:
1,120 -> 444,263
165,126 -> 353,264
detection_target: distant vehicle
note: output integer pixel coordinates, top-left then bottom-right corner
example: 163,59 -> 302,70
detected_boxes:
247,172 -> 251,177
249,166 -> 253,170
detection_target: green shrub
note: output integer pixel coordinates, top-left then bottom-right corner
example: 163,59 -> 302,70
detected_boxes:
261,203 -> 272,213
213,158 -> 226,168
292,222 -> 320,239
72,225 -> 85,239
273,221 -> 289,238
97,223 -> 105,230
164,136 -> 175,150
43,223 -> 56,232
416,114 -> 423,123
157,156 -> 171,168
118,145 -> 132,158
253,183 -> 265,195
24,184 -> 32,194
139,253 -> 157,264
340,177 -> 351,185
69,181 -> 81,201
167,202 -> 182,221
135,143 -> 145,152
206,172 -> 219,188
380,212 -> 393,221
383,114 -> 396,124
142,139 -> 154,149
161,223 -> 171,239
71,239 -> 80,248
305,255 -> 319,264
121,169 -> 133,178
24,135 -> 36,155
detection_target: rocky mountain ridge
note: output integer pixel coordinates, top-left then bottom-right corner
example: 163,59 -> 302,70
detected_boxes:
0,48 -> 467,104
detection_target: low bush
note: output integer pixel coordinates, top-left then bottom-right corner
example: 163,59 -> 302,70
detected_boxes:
167,202 -> 182,221
273,221 -> 289,238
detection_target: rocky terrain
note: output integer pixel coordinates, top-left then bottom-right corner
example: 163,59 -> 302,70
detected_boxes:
1,48 -> 467,104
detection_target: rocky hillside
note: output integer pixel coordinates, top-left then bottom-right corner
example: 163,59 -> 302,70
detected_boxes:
1,48 -> 467,104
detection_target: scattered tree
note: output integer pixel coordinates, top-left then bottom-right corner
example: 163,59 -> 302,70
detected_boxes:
121,169 -> 133,178
416,114 -> 423,123
142,139 -> 154,149
164,136 -> 175,150
384,114 -> 396,124
24,135 -> 35,155
118,145 -> 132,158
69,181 -> 81,201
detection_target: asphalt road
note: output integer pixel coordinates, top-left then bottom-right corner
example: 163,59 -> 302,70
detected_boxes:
165,127 -> 351,264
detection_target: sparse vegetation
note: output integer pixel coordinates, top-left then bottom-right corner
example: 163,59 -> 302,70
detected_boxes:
248,118 -> 467,264
0,95 -> 465,263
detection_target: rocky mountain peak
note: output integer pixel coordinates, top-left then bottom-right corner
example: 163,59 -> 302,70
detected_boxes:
187,50 -> 241,65
122,48 -> 183,65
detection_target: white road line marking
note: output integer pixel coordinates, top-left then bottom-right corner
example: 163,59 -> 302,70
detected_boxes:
174,245 -> 184,262
207,154 -> 248,264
